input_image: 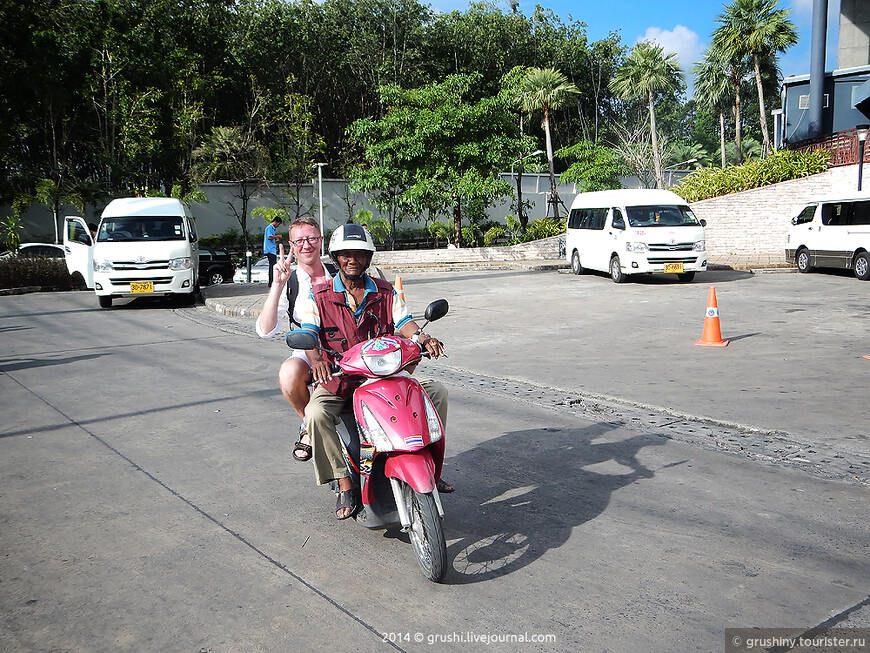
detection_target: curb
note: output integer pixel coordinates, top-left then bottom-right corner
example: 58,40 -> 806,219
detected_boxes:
202,297 -> 262,318
0,286 -> 53,295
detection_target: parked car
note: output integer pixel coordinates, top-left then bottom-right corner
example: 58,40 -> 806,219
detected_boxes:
15,243 -> 67,259
233,256 -> 270,283
199,246 -> 235,285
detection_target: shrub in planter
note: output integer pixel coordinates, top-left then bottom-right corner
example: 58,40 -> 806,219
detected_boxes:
674,149 -> 831,203
0,258 -> 83,290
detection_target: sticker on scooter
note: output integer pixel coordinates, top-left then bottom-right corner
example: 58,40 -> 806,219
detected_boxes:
404,435 -> 424,447
363,337 -> 398,352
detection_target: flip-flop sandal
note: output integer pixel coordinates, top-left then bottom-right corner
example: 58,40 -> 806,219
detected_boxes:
335,488 -> 358,520
437,479 -> 455,493
292,441 -> 312,462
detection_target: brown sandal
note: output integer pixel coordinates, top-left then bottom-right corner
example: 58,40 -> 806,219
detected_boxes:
292,441 -> 312,462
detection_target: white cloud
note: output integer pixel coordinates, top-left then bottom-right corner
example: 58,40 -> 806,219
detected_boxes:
638,25 -> 704,77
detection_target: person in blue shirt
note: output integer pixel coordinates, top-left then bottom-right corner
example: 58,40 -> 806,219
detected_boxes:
263,216 -> 283,286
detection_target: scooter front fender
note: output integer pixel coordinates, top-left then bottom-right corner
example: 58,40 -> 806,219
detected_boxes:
384,450 -> 436,493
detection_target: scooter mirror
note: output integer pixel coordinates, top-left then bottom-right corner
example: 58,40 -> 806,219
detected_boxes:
285,329 -> 318,351
424,299 -> 449,322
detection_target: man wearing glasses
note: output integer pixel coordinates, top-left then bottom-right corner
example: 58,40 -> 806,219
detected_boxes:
256,216 -> 333,463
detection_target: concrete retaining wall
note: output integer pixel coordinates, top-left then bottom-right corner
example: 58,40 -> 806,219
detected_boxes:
372,235 -> 563,265
691,164 -> 860,256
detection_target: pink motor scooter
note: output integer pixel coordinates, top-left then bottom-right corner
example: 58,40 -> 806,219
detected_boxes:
286,299 -> 449,582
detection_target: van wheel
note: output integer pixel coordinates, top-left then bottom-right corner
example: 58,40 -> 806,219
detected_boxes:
796,247 -> 813,273
855,252 -> 870,280
571,251 -> 584,275
610,255 -> 625,283
677,272 -> 695,282
98,296 -> 112,308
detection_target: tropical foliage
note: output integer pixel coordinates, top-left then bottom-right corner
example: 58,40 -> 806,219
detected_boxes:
673,148 -> 830,203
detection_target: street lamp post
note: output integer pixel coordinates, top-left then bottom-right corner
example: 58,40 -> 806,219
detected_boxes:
666,158 -> 699,187
510,149 -> 544,178
857,125 -> 869,191
314,163 -> 327,255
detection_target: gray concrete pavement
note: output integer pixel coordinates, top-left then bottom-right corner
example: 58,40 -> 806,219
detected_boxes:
1,290 -> 869,652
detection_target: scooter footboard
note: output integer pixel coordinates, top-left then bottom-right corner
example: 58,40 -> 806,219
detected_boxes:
384,451 -> 436,493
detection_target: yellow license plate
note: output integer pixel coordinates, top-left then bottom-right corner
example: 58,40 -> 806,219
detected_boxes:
663,262 -> 684,274
130,281 -> 154,293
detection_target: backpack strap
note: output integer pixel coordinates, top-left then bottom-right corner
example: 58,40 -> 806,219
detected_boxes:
286,270 -> 300,328
286,262 -> 339,328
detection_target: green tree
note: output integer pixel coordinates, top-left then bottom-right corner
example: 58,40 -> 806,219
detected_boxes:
518,67 -> 579,218
348,74 -> 518,246
693,48 -> 734,167
557,141 -> 624,191
191,126 -> 270,253
610,41 -> 683,189
712,0 -> 797,157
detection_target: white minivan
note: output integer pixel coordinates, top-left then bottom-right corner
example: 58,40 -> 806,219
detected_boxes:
785,194 -> 870,279
564,189 -> 707,283
64,197 -> 199,307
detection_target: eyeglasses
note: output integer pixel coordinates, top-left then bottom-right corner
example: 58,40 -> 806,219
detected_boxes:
290,236 -> 323,247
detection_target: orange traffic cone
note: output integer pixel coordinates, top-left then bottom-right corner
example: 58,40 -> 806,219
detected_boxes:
394,275 -> 405,303
695,287 -> 729,347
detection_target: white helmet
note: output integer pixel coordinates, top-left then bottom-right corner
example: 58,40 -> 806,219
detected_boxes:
329,224 -> 376,260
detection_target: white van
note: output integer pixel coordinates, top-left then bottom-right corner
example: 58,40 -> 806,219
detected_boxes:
564,189 -> 707,283
64,197 -> 199,308
785,194 -> 870,279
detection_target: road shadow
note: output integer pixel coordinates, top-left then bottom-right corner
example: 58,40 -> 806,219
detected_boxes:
439,422 -> 666,584
575,269 -> 754,285
0,352 -> 110,374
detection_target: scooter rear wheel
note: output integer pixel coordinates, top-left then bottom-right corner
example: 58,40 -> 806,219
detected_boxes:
403,483 -> 447,582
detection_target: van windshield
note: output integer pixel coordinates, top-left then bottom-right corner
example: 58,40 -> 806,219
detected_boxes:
98,216 -> 185,242
625,205 -> 700,227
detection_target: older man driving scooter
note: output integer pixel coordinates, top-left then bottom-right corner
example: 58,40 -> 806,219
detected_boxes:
296,224 -> 453,519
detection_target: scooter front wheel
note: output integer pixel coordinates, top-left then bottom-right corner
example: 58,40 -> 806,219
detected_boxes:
402,483 -> 447,582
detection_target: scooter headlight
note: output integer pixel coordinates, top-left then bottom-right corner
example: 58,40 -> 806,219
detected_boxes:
423,394 -> 442,443
359,402 -> 394,451
362,348 -> 403,376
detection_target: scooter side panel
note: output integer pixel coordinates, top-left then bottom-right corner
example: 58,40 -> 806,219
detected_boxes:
384,451 -> 436,493
353,377 -> 431,446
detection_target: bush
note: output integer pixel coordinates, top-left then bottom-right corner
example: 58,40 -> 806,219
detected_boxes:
0,257 -> 84,290
509,218 -> 565,244
673,149 -> 831,203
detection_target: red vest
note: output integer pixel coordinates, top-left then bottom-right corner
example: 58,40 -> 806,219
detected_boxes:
313,276 -> 395,397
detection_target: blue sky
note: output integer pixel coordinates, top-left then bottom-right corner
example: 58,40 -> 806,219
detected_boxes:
428,0 -> 842,93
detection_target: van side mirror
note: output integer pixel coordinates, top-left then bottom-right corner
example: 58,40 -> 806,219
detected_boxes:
791,216 -> 798,226
77,233 -> 92,245
700,219 -> 707,227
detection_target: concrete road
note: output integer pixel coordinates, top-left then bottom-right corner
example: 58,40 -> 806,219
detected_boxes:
0,279 -> 868,652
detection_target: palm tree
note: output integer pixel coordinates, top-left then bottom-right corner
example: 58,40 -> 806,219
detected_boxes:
694,48 -> 734,168
610,41 -> 683,189
712,0 -> 797,157
519,67 -> 579,219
